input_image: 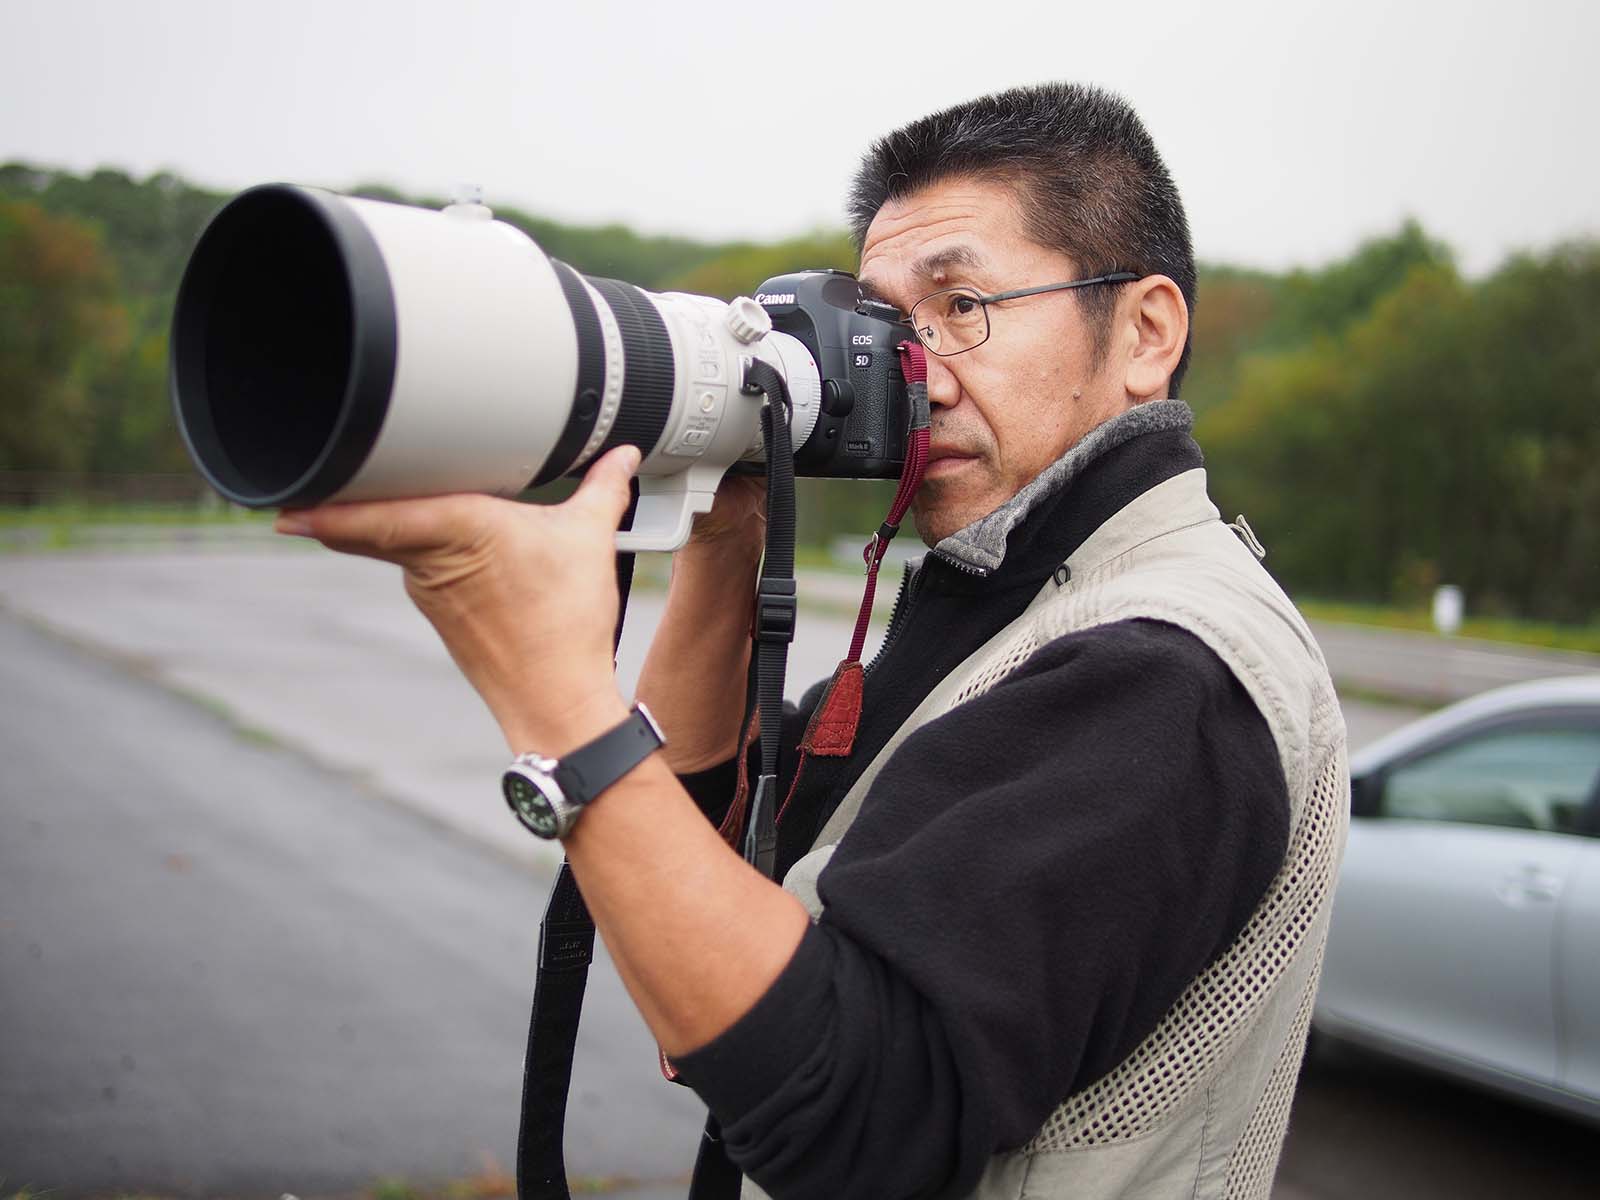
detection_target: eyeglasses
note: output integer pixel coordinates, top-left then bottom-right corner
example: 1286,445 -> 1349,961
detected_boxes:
905,273 -> 1140,357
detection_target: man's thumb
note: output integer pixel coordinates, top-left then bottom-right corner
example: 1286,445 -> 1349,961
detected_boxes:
572,444 -> 642,524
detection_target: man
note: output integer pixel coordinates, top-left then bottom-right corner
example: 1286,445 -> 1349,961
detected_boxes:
278,83 -> 1347,1199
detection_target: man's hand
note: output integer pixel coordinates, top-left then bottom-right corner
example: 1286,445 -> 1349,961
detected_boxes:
274,445 -> 642,756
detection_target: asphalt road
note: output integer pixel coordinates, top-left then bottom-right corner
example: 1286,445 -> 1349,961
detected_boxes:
0,549 -> 976,871
2,545 -> 1595,1197
1275,1039 -> 1597,1200
0,613 -> 704,1197
1309,620 -> 1600,706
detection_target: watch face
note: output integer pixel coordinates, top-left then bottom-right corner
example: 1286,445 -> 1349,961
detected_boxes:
503,769 -> 561,838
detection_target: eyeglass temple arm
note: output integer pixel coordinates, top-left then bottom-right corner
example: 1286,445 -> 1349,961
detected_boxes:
978,273 -> 1140,305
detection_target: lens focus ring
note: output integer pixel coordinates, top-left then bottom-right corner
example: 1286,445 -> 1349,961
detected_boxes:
587,277 -> 675,461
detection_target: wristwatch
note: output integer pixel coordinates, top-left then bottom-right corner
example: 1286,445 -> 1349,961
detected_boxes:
501,703 -> 666,839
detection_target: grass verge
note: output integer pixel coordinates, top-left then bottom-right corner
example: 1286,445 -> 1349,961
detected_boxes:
1297,598 -> 1600,656
0,501 -> 268,528
0,502 -> 273,552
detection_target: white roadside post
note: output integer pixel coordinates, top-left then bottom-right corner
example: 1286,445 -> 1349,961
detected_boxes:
1433,584 -> 1464,697
1433,584 -> 1464,636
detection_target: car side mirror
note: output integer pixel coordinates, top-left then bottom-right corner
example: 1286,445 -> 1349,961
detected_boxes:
1349,773 -> 1382,818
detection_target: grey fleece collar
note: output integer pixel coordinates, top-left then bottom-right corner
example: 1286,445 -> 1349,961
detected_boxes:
931,398 -> 1196,576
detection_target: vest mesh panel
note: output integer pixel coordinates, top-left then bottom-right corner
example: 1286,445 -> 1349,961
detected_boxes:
1020,747 -> 1343,1172
952,630 -> 1043,707
1223,940 -> 1324,1196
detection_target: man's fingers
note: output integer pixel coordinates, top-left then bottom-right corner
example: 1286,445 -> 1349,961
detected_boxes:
569,445 -> 642,526
275,494 -> 492,560
277,450 -> 637,566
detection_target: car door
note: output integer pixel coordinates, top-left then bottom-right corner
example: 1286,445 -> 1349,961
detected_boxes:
1556,780 -> 1600,1104
1319,713 -> 1600,1086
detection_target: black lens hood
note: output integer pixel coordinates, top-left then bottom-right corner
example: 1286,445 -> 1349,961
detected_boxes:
170,183 -> 398,508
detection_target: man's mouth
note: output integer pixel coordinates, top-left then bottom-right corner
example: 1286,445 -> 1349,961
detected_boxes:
924,445 -> 980,477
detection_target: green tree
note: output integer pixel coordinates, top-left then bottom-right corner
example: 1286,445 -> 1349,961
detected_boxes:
1181,265 -> 1280,413
0,163 -> 226,326
0,199 -> 128,474
1464,242 -> 1600,620
1266,219 -> 1454,346
1201,243 -> 1600,624
663,231 -> 858,298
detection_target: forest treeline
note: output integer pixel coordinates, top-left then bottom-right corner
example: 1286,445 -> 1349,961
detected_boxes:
2,163 -> 1595,622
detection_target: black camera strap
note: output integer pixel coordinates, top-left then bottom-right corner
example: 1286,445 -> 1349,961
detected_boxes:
516,484 -> 638,1200
687,361 -> 798,1199
741,360 -> 797,881
518,366 -> 799,1200
685,351 -> 923,1195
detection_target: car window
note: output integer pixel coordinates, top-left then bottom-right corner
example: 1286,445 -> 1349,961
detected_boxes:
1382,725 -> 1600,834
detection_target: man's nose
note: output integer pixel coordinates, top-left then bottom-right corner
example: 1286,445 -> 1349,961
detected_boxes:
924,352 -> 961,409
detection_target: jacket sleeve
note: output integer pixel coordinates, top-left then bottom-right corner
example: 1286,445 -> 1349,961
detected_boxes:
671,618 -> 1291,1200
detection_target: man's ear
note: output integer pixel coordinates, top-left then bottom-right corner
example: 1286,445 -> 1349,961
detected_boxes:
1121,275 -> 1188,401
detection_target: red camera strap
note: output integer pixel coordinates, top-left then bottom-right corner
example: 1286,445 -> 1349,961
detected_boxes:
850,341 -> 929,660
775,341 -> 929,822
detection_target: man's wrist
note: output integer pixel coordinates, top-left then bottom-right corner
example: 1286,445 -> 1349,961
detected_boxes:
673,539 -> 762,591
667,542 -> 761,637
501,688 -> 631,759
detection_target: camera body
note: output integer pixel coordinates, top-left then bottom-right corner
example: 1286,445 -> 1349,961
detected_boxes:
751,270 -> 908,480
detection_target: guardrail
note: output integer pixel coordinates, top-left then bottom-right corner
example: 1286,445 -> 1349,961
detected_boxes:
0,471 -> 213,507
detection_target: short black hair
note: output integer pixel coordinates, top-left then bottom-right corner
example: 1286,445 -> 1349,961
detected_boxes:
848,82 -> 1196,395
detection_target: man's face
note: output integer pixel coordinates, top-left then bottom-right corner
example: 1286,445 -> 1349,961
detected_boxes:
858,177 -> 1133,544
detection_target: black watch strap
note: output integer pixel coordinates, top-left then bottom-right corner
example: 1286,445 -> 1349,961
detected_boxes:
552,703 -> 665,808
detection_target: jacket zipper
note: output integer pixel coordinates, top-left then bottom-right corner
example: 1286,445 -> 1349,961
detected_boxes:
863,546 -> 990,676
929,546 -> 990,577
864,560 -> 923,675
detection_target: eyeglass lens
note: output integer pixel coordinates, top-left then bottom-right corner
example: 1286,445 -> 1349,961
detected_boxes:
911,289 -> 988,356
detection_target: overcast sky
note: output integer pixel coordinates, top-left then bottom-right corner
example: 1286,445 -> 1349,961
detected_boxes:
3,0 -> 1595,275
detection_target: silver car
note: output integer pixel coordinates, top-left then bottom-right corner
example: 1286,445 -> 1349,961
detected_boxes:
1314,675 -> 1600,1123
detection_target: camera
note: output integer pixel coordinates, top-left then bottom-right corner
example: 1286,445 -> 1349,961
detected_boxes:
169,185 -> 913,550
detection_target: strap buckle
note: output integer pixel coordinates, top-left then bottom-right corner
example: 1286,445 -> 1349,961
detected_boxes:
754,577 -> 797,644
862,521 -> 899,574
745,774 -> 780,879
537,917 -> 596,974
863,533 -> 881,575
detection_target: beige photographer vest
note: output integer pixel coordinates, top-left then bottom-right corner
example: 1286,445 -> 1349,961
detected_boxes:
764,467 -> 1349,1200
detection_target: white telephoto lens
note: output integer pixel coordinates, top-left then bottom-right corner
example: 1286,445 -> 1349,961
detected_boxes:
171,185 -> 824,550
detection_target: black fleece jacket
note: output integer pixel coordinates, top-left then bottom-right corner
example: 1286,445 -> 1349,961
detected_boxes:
672,429 -> 1290,1200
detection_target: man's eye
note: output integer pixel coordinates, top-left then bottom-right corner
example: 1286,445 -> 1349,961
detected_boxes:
951,295 -> 980,316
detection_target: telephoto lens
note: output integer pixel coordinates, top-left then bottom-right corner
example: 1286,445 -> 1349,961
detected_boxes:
169,184 -> 831,550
